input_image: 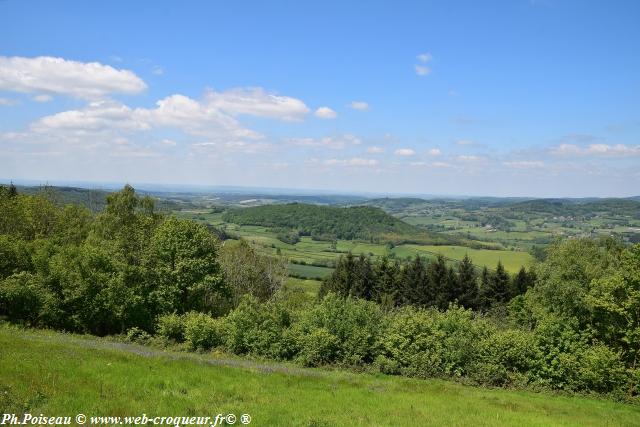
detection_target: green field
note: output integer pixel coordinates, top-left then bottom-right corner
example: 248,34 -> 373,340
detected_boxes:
174,209 -> 538,275
391,245 -> 534,272
288,263 -> 334,279
1,326 -> 638,426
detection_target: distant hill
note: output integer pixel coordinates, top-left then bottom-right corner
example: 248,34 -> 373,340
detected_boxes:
223,203 -> 457,244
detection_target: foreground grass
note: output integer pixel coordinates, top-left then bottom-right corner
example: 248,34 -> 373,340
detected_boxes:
1,326 -> 638,426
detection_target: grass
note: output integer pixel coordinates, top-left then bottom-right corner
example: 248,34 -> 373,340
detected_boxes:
392,245 -> 534,272
283,277 -> 322,297
1,325 -> 639,426
288,263 -> 334,279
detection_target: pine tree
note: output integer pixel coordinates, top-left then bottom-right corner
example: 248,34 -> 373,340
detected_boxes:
351,254 -> 375,299
399,255 -> 427,306
510,266 -> 533,297
456,254 -> 478,309
490,261 -> 510,304
479,266 -> 492,310
427,255 -> 449,309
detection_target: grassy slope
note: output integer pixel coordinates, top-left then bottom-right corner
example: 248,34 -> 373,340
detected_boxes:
1,326 -> 638,426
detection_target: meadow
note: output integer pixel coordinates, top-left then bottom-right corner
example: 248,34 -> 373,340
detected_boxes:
174,210 -> 534,274
2,325 -> 638,427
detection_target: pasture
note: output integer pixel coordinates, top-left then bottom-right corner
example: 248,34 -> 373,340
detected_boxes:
1,325 -> 638,426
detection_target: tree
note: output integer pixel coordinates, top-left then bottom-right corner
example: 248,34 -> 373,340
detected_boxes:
490,261 -> 510,304
351,254 -> 375,299
148,217 -> 228,315
399,255 -> 427,306
427,255 -> 450,309
456,255 -> 478,309
320,252 -> 356,297
510,266 -> 535,298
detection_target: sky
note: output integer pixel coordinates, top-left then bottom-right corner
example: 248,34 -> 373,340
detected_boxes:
0,0 -> 639,197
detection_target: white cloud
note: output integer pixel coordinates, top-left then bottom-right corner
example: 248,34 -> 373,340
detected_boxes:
160,138 -> 177,146
325,157 -> 379,167
0,56 -> 147,99
314,106 -> 337,119
33,94 -> 53,103
285,134 -> 359,150
456,155 -> 486,163
431,161 -> 452,168
415,65 -> 431,76
0,97 -> 17,106
417,53 -> 432,63
152,66 -> 164,75
394,148 -> 416,156
366,146 -> 385,154
31,100 -> 149,133
427,148 -> 441,156
205,87 -> 309,121
550,143 -> 640,158
349,101 -> 369,111
503,160 -> 544,169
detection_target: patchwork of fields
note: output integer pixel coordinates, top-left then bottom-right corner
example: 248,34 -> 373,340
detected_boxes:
175,210 -> 534,280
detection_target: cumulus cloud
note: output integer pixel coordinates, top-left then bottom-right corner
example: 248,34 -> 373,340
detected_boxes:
325,157 -> 379,167
503,160 -> 545,169
0,56 -> 147,99
427,148 -> 441,156
394,148 -> 416,156
414,65 -> 431,76
205,87 -> 309,121
550,143 -> 640,157
314,106 -> 337,119
285,134 -> 360,150
0,97 -> 17,106
349,101 -> 369,111
33,94 -> 53,102
415,52 -> 432,76
417,53 -> 432,63
456,155 -> 487,163
366,146 -> 385,154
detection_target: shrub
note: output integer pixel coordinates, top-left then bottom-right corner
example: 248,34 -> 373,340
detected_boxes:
379,305 -> 488,378
183,312 -> 225,350
472,328 -> 539,386
576,343 -> 627,394
156,313 -> 185,342
0,272 -> 54,325
297,293 -> 384,366
126,327 -> 151,343
223,295 -> 293,359
296,327 -> 339,367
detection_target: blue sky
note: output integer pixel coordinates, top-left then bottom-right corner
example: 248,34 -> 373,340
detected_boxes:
1,0 -> 639,197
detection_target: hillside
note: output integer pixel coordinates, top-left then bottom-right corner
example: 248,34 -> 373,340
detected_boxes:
223,203 -> 456,244
2,326 -> 638,426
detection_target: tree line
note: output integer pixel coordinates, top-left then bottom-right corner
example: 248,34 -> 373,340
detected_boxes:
0,185 -> 285,335
321,252 -> 535,311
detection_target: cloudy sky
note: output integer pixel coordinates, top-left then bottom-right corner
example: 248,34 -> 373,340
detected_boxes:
1,0 -> 639,197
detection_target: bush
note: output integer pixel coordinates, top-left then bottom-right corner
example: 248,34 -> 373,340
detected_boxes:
223,295 -> 293,359
472,328 -> 539,386
183,312 -> 225,350
296,327 -> 339,367
576,343 -> 627,394
156,313 -> 185,342
0,272 -> 56,325
126,327 -> 151,343
297,293 -> 384,366
379,305 -> 488,378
